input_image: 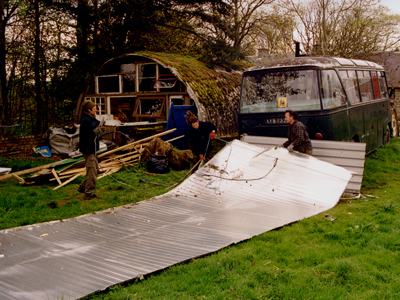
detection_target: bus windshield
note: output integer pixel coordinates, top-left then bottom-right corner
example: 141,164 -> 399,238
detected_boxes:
240,69 -> 320,113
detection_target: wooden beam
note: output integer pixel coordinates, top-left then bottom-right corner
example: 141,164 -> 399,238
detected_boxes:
0,162 -> 56,182
97,128 -> 176,158
49,174 -> 75,181
12,173 -> 25,184
53,172 -> 85,190
165,135 -> 185,143
51,168 -> 62,186
59,167 -> 86,176
97,167 -> 121,180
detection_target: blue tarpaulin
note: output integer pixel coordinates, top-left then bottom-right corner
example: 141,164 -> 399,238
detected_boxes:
164,103 -> 196,149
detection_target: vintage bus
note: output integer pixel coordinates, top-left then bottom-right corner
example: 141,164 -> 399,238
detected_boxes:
238,56 -> 393,153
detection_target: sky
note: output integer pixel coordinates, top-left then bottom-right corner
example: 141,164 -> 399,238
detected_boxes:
380,0 -> 400,14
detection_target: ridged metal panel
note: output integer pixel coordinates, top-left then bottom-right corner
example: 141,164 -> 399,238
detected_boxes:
241,135 -> 366,193
0,140 -> 352,300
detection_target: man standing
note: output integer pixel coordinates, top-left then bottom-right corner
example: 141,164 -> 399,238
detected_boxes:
78,100 -> 103,200
282,110 -> 313,155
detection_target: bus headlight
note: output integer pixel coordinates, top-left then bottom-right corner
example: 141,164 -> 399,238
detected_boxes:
315,133 -> 323,140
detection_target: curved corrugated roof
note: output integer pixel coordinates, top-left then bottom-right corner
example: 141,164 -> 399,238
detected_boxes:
99,52 -> 243,136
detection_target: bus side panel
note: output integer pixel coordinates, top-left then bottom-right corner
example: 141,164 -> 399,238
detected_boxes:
300,115 -> 333,141
364,103 -> 378,153
377,100 -> 391,144
329,110 -> 350,141
348,105 -> 365,144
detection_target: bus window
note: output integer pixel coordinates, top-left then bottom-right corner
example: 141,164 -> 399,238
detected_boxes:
378,71 -> 388,98
339,70 -> 360,104
240,69 -> 320,113
320,70 -> 346,109
357,70 -> 374,101
371,71 -> 381,99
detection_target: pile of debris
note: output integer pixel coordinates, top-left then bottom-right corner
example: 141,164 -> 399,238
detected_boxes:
0,129 -> 194,190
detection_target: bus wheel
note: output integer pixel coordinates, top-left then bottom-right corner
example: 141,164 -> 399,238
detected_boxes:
391,109 -> 399,137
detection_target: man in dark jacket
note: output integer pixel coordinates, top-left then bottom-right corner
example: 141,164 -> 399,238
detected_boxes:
282,110 -> 313,155
78,100 -> 103,200
185,111 -> 216,161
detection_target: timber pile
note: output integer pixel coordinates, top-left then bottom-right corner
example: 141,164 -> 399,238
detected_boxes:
0,129 -> 177,190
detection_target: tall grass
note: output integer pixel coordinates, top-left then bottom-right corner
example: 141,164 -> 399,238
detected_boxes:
2,139 -> 400,299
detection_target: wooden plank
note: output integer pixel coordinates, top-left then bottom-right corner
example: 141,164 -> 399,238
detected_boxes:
49,174 -> 75,181
0,162 -> 55,182
53,172 -> 85,190
12,173 -> 25,184
51,168 -> 62,186
97,128 -> 176,158
59,167 -> 86,176
97,167 -> 121,180
165,135 -> 185,143
100,150 -> 140,164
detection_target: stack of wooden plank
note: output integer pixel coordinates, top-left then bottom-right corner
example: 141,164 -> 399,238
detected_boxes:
0,129 -> 177,190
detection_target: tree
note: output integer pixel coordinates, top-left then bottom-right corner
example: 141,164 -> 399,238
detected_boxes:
188,0 -> 297,69
281,0 -> 400,57
0,0 -> 25,126
252,4 -> 296,55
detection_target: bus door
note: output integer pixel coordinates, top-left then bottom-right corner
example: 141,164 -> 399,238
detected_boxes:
340,70 -> 365,143
357,70 -> 378,152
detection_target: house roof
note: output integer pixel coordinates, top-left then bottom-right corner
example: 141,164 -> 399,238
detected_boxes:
99,52 -> 243,135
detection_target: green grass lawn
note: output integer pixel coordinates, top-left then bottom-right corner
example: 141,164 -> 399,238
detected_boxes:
1,139 -> 400,299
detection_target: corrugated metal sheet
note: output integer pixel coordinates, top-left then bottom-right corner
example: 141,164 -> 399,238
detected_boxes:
0,140 -> 352,300
241,135 -> 366,194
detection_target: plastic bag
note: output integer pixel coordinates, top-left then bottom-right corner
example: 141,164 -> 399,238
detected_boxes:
147,154 -> 169,174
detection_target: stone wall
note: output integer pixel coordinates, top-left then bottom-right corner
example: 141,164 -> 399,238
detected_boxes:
0,135 -> 47,157
393,88 -> 400,119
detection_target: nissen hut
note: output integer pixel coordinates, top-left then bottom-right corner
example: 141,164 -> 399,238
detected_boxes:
75,52 -> 242,138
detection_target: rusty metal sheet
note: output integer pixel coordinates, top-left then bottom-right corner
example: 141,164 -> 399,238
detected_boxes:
0,140 -> 352,300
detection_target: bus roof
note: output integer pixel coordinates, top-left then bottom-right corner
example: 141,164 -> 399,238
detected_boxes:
245,56 -> 384,72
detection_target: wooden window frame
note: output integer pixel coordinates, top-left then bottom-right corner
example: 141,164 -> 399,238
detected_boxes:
132,96 -> 166,119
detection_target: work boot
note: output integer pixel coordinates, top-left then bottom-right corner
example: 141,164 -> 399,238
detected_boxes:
84,194 -> 100,200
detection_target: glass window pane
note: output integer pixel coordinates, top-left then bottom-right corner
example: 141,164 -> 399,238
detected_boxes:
371,71 -> 381,99
133,97 -> 165,116
321,70 -> 347,109
123,74 -> 136,92
138,64 -> 157,92
98,75 -> 120,93
357,70 -> 373,101
240,69 -> 320,113
378,71 -> 388,98
339,70 -> 360,104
